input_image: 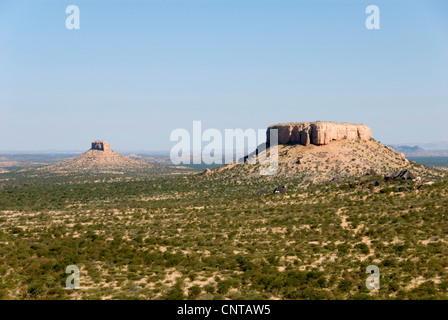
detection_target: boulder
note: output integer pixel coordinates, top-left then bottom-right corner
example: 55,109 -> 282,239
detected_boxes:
399,152 -> 409,163
384,169 -> 415,180
385,170 -> 400,180
273,186 -> 287,194
398,170 -> 415,180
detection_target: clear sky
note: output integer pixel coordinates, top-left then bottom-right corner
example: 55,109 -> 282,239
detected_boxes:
1,0 -> 447,151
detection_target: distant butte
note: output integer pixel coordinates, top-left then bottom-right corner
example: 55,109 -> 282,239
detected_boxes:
216,121 -> 433,182
34,140 -> 155,173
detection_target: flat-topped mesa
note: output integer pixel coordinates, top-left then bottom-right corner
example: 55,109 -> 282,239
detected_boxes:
267,121 -> 372,146
91,140 -> 111,151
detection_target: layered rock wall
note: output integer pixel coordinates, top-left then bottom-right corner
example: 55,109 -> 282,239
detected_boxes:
267,122 -> 372,146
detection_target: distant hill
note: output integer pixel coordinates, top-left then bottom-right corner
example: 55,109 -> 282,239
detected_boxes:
388,145 -> 427,155
388,145 -> 448,156
417,141 -> 448,150
15,141 -> 195,177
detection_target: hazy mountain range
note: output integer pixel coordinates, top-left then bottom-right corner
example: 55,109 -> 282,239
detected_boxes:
389,143 -> 448,156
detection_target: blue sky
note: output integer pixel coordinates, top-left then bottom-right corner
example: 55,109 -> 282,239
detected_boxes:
0,0 -> 447,151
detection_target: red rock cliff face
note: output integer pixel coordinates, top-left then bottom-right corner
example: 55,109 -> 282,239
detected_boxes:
266,122 -> 372,145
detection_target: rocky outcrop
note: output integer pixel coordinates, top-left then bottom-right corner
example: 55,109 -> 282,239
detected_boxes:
266,121 -> 372,146
385,169 -> 416,180
91,140 -> 111,151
